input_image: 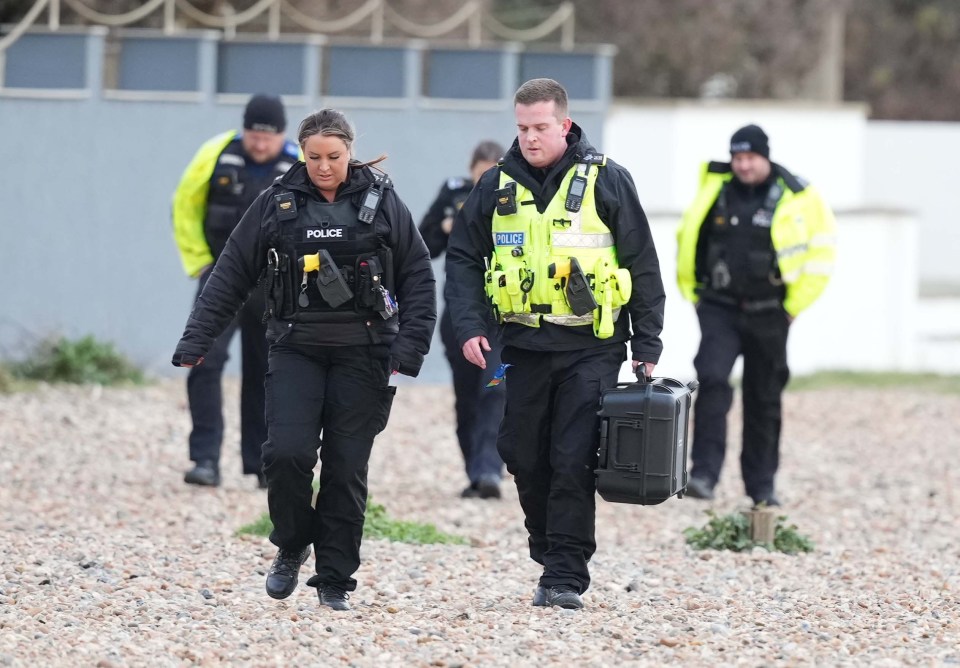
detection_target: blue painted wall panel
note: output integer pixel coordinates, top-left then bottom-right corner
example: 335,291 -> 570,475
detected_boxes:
218,43 -> 304,95
520,53 -> 596,100
327,47 -> 405,97
427,50 -> 501,99
4,34 -> 86,88
119,38 -> 199,91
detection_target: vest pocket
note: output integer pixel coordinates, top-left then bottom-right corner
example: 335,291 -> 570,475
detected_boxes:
502,267 -> 533,314
748,249 -> 776,280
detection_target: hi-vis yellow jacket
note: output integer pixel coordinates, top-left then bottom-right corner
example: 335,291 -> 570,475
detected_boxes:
676,162 -> 836,317
172,131 -> 236,278
489,160 -> 632,339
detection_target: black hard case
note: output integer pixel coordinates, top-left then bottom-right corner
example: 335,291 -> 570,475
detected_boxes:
596,376 -> 697,505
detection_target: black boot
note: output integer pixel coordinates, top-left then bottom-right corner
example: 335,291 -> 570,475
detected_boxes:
184,460 -> 220,487
546,585 -> 584,610
265,546 -> 311,600
318,583 -> 351,611
684,476 -> 715,500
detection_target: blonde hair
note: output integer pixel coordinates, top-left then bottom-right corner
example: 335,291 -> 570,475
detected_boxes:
297,109 -> 386,168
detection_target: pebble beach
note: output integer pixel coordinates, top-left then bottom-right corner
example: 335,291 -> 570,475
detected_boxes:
1,378 -> 958,666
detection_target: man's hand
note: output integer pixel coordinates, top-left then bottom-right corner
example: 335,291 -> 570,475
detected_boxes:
462,336 -> 491,369
632,360 -> 655,379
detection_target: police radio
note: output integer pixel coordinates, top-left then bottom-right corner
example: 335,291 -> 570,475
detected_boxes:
358,182 -> 384,224
565,174 -> 588,212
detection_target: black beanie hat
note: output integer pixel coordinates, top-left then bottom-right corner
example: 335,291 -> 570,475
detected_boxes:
243,94 -> 286,134
729,124 -> 769,159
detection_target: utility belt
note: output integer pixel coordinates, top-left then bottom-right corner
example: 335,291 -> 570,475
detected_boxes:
261,246 -> 396,321
698,290 -> 782,313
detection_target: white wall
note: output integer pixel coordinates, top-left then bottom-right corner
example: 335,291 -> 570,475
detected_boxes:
645,210 -> 918,383
605,100 -> 869,213
865,122 -> 960,290
604,101 -> 960,290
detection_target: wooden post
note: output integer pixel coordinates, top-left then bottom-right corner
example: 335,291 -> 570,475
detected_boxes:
743,508 -> 777,544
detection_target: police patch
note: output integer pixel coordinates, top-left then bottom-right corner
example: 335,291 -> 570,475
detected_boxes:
303,227 -> 347,241
495,232 -> 524,246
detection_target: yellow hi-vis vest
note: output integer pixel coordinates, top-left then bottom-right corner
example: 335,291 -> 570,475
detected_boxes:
487,158 -> 632,339
676,162 -> 836,317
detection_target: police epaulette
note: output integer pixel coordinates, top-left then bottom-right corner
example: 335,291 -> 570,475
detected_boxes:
772,163 -> 807,193
446,176 -> 467,190
374,173 -> 394,190
707,161 -> 732,174
579,152 -> 606,166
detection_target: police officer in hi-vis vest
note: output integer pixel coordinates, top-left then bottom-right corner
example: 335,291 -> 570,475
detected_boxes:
172,94 -> 299,488
173,109 -> 436,612
419,140 -> 507,500
445,79 -> 665,610
676,124 -> 836,507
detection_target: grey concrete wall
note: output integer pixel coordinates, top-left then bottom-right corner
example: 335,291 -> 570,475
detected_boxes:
0,31 -> 612,383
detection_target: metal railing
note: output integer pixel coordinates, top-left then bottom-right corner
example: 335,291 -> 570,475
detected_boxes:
0,0 -> 575,50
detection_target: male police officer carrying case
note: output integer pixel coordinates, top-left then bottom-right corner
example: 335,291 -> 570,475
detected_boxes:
596,373 -> 698,505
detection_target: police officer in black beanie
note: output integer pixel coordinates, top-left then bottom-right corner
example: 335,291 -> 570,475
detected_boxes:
676,123 -> 836,507
172,94 -> 300,488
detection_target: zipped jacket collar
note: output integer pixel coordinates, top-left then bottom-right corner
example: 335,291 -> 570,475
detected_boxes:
277,161 -> 378,199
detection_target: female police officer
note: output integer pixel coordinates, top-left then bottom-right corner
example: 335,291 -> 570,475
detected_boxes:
172,108 -> 436,611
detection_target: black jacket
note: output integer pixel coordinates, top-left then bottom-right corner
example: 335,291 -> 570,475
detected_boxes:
418,177 -> 472,259
174,161 -> 437,376
444,124 -> 664,363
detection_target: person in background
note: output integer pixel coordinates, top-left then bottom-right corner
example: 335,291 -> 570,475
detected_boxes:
419,140 -> 507,500
172,108 -> 436,611
172,93 -> 299,488
676,124 -> 836,507
445,79 -> 665,610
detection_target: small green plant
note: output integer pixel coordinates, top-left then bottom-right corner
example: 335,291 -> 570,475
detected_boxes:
237,497 -> 467,546
11,335 -> 144,385
236,513 -> 274,538
363,499 -> 467,545
684,510 -> 814,555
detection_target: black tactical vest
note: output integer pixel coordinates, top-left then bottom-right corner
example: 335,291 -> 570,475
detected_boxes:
204,139 -> 294,259
703,180 -> 785,302
266,187 -> 398,339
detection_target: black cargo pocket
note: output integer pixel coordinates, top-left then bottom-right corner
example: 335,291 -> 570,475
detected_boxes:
370,386 -> 396,436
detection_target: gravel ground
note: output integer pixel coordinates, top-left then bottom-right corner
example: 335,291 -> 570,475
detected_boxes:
1,378 -> 958,667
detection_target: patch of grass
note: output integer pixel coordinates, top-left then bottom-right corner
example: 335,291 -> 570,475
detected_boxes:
363,499 -> 467,545
10,335 -> 144,385
0,364 -> 16,394
237,497 -> 467,546
788,370 -> 960,394
684,510 -> 814,555
236,513 -> 274,538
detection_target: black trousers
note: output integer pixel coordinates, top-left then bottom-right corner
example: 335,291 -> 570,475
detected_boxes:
187,272 -> 267,475
498,343 -> 625,594
262,342 -> 394,591
691,300 -> 791,501
439,309 -> 505,485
